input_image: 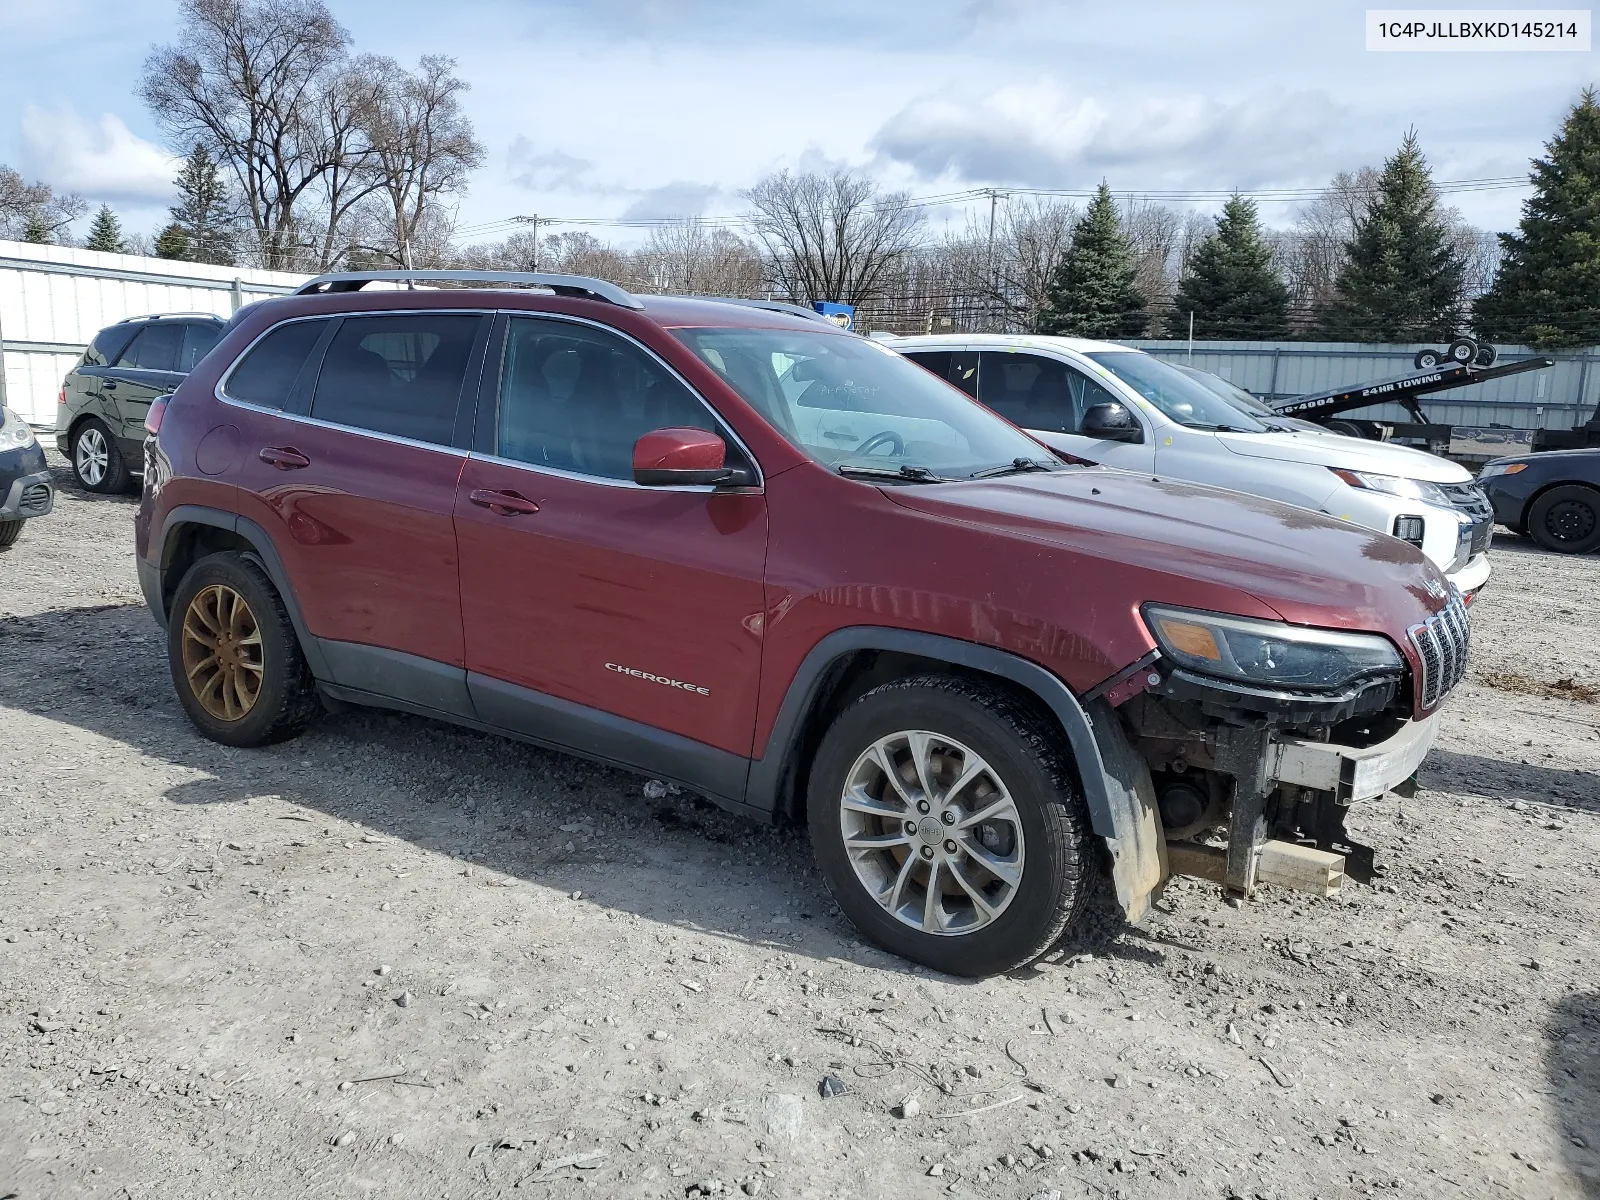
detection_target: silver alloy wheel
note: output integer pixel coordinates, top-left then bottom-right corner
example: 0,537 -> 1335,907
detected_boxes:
76,426 -> 108,487
839,730 -> 1025,936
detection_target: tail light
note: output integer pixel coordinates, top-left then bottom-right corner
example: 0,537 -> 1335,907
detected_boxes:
57,386 -> 66,408
145,394 -> 170,436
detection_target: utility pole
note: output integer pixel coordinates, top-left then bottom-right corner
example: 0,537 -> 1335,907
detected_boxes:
984,188 -> 999,333
514,214 -> 541,271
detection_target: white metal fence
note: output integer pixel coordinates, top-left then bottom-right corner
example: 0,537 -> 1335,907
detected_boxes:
0,240 -> 307,427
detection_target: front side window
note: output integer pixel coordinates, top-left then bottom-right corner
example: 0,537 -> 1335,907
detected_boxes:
497,317 -> 723,480
976,352 -> 1121,434
117,323 -> 185,372
311,314 -> 480,445
222,318 -> 330,411
1088,351 -> 1267,432
673,327 -> 1049,479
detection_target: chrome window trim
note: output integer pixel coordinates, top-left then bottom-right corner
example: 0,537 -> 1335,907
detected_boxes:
211,306 -> 767,484
467,451 -> 747,495
488,309 -> 765,490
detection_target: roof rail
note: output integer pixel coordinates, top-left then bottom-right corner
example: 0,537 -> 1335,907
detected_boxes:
119,311 -> 225,324
661,296 -> 839,326
292,270 -> 644,310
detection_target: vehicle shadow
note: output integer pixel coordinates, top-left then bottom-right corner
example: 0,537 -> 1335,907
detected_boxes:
1548,991 -> 1600,1196
0,602 -> 1146,979
1422,748 -> 1600,813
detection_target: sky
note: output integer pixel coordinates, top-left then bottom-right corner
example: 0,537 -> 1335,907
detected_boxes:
0,0 -> 1595,246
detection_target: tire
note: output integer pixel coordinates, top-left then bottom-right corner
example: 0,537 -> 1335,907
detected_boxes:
806,675 -> 1095,977
71,417 -> 132,494
1414,349 -> 1441,371
1474,343 -> 1498,367
0,519 -> 22,547
1447,337 -> 1478,365
1527,484 -> 1600,555
167,552 -> 322,746
1326,420 -> 1367,438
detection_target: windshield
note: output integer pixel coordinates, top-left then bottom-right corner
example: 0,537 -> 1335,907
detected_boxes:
673,327 -> 1055,479
1176,365 -> 1276,415
1087,351 -> 1268,432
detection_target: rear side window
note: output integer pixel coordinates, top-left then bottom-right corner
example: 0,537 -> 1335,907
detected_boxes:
178,323 -> 222,372
311,314 -> 480,445
223,319 -> 330,410
117,323 -> 185,372
82,325 -> 137,368
902,350 -> 978,398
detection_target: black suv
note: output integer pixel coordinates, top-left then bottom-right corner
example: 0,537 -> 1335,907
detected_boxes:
55,313 -> 224,492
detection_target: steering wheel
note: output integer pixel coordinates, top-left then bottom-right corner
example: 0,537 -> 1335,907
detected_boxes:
855,430 -> 904,456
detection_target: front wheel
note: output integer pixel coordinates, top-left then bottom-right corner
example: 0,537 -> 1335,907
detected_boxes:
0,519 -> 23,547
807,676 -> 1096,976
1527,484 -> 1600,554
167,552 -> 322,746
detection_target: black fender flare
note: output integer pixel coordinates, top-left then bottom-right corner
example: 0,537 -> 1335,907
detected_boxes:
152,504 -> 332,682
746,627 -> 1165,920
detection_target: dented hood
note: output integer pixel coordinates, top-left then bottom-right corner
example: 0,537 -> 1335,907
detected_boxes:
882,467 -> 1452,635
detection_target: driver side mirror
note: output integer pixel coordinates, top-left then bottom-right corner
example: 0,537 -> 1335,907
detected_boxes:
633,427 -> 756,487
1081,402 -> 1143,443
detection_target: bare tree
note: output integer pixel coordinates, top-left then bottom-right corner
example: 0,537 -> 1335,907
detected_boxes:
636,221 -> 764,295
1277,168 -> 1382,328
362,55 -> 484,268
141,0 -> 352,270
744,168 -> 925,306
0,164 -> 86,242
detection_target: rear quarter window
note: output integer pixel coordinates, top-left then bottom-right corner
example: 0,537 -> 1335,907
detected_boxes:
221,319 -> 331,411
80,325 -> 137,369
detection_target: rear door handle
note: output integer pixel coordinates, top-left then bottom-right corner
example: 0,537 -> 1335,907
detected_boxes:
468,488 -> 540,516
260,446 -> 310,470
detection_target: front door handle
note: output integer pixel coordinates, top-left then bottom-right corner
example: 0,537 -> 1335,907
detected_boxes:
102,380 -> 118,390
469,488 -> 540,516
260,446 -> 310,470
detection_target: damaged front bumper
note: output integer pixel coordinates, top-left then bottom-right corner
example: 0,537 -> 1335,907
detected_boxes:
1271,710 -> 1441,805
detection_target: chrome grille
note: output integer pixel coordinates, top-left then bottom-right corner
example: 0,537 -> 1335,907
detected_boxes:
18,483 -> 51,516
1408,592 -> 1470,709
1438,481 -> 1493,520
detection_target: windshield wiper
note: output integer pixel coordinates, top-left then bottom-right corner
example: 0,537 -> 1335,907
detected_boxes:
836,463 -> 949,483
969,457 -> 1059,479
1182,421 -> 1248,433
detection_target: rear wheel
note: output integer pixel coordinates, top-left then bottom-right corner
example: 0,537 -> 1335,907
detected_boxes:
1447,337 -> 1479,365
71,418 -> 132,494
1414,349 -> 1442,370
807,675 -> 1095,976
0,519 -> 23,547
1527,484 -> 1600,554
167,552 -> 322,746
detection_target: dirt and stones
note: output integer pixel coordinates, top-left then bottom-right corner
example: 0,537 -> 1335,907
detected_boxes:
1,455 -> 1597,1198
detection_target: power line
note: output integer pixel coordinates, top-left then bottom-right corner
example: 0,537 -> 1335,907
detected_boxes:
452,174 -> 1534,241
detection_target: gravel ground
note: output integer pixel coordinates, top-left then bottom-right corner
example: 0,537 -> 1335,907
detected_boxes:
2,451 -> 1597,1199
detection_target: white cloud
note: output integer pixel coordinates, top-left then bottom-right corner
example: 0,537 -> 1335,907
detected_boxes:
506,141 -> 599,193
618,182 -> 723,221
872,82 -> 1352,189
19,105 -> 179,202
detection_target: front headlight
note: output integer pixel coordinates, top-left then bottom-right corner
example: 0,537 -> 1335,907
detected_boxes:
1329,468 -> 1450,507
1142,604 -> 1404,692
0,406 -> 38,451
1478,461 -> 1528,479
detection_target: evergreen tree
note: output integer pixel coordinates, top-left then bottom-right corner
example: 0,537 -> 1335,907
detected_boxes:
1034,183 -> 1147,337
168,144 -> 235,266
154,221 -> 192,260
1474,89 -> 1600,347
1316,131 -> 1466,342
22,213 -> 51,243
85,205 -> 127,254
1167,195 -> 1290,339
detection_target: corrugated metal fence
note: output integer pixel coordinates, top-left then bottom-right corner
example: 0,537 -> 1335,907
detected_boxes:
0,240 -> 306,426
1123,338 -> 1596,435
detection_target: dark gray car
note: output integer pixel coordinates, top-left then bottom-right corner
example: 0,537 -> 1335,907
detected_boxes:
54,313 -> 224,492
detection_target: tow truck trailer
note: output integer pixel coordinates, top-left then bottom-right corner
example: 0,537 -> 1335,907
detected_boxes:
1271,354 -> 1555,455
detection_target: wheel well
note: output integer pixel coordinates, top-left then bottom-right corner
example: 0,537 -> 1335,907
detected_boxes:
1527,478 -> 1600,522
774,649 -> 1066,824
159,523 -> 256,619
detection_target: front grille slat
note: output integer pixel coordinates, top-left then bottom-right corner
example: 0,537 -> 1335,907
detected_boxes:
1408,591 -> 1470,708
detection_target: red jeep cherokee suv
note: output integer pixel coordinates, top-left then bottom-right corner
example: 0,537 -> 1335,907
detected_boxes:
136,271 -> 1467,976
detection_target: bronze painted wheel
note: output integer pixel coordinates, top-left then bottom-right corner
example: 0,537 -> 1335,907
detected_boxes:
181,583 -> 265,721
